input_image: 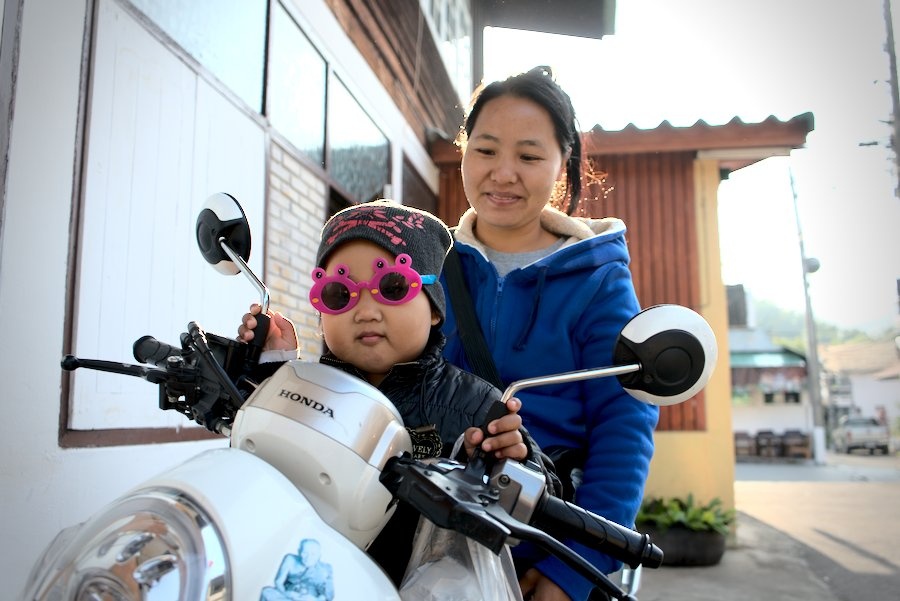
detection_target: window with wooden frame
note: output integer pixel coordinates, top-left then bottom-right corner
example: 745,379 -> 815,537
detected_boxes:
62,0 -> 267,447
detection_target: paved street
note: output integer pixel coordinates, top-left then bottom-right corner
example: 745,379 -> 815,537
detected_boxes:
735,449 -> 900,482
635,451 -> 900,601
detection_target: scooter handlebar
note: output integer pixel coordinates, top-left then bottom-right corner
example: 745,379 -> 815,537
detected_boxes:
245,312 -> 270,365
133,335 -> 182,366
533,495 -> 663,569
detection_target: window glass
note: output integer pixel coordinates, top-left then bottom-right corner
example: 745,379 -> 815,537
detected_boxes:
421,0 -> 472,101
329,77 -> 390,202
268,2 -> 327,165
402,156 -> 437,214
128,0 -> 266,111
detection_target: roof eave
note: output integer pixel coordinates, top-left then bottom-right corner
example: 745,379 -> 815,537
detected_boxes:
583,112 -> 815,172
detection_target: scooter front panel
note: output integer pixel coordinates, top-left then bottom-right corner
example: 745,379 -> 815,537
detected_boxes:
22,448 -> 400,601
143,448 -> 401,600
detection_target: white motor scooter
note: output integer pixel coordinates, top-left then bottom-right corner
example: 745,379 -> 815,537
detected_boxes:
20,193 -> 717,601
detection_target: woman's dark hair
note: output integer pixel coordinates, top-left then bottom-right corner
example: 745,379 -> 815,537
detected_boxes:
458,66 -> 584,214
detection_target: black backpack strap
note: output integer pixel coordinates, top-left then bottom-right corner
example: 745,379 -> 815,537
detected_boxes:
445,240 -> 567,503
443,244 -> 504,389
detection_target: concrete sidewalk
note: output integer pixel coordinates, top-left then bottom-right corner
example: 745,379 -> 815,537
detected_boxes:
629,511 -> 839,601
626,452 -> 900,600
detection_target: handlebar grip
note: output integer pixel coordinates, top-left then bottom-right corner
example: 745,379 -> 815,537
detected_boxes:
469,401 -> 509,469
534,495 -> 663,569
133,336 -> 182,366
481,400 -> 510,437
245,312 -> 270,365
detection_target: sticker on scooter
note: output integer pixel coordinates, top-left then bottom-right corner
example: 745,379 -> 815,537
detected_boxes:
260,538 -> 335,601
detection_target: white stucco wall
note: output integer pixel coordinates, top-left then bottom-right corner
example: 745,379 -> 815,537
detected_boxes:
731,402 -> 813,435
845,374 -> 900,427
0,1 -> 447,594
0,1 -> 229,594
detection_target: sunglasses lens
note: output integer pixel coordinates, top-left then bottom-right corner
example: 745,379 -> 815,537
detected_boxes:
378,272 -> 411,302
321,281 -> 352,311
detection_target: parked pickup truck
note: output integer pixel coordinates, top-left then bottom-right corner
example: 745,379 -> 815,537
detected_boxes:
832,416 -> 891,455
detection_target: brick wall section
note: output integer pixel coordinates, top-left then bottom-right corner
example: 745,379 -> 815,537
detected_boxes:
267,142 -> 328,357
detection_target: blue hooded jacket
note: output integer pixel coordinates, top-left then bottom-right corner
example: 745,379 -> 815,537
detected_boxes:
440,206 -> 659,601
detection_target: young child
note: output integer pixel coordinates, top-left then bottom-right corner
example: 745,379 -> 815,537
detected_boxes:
238,200 -> 548,583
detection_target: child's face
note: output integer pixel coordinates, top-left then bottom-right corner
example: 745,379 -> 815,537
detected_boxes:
319,240 -> 439,386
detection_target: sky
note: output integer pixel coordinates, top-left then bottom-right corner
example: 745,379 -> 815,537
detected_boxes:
483,0 -> 900,336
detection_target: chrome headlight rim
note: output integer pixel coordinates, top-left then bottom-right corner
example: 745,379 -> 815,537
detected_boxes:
22,487 -> 229,601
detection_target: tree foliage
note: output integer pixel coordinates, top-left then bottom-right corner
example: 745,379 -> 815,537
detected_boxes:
753,300 -> 892,349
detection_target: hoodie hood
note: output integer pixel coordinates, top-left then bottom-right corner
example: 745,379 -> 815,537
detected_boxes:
453,205 -> 631,280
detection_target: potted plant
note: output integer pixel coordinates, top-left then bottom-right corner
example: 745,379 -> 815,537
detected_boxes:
634,494 -> 735,566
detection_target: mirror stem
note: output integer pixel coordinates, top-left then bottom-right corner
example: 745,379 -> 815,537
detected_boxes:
218,237 -> 270,314
500,364 -> 640,404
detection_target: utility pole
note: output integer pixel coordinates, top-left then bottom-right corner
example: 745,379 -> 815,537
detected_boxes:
884,0 -> 900,197
789,168 -> 827,465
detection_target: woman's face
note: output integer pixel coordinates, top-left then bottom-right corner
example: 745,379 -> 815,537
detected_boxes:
461,94 -> 568,237
320,240 -> 439,386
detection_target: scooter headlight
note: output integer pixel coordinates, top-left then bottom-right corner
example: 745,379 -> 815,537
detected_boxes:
21,488 -> 228,601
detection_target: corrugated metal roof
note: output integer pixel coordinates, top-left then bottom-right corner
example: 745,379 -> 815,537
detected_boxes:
819,340 -> 900,375
873,362 -> 900,380
728,327 -> 797,354
583,113 -> 815,172
731,351 -> 807,369
728,326 -> 807,369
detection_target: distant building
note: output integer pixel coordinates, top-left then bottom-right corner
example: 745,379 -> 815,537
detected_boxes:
727,285 -> 814,458
819,340 -> 900,435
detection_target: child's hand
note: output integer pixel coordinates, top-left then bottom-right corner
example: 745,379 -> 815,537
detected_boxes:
464,398 -> 527,461
237,303 -> 299,351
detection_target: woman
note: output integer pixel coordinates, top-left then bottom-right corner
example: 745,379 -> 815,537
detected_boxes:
441,66 -> 659,601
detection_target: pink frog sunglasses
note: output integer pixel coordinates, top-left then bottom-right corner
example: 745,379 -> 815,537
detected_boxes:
309,254 -> 437,315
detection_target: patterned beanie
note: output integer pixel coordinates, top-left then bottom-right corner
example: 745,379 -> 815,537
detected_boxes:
316,200 -> 453,320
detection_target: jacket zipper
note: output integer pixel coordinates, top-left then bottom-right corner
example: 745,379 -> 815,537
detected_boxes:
489,277 -> 504,340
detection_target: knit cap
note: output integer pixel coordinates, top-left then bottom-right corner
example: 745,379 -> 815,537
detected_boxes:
316,200 -> 453,320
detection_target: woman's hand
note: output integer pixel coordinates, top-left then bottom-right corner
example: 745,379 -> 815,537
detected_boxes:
463,398 -> 527,460
519,569 -> 571,601
237,303 -> 299,351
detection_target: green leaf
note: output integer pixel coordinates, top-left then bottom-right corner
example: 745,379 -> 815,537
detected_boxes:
635,495 -> 735,534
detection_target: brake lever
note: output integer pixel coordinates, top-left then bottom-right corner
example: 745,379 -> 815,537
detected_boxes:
482,504 -> 637,601
61,355 -> 172,385
381,454 -> 509,553
380,455 -> 637,601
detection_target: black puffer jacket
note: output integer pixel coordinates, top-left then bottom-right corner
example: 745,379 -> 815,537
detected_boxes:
320,331 -> 555,585
320,330 -> 506,458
